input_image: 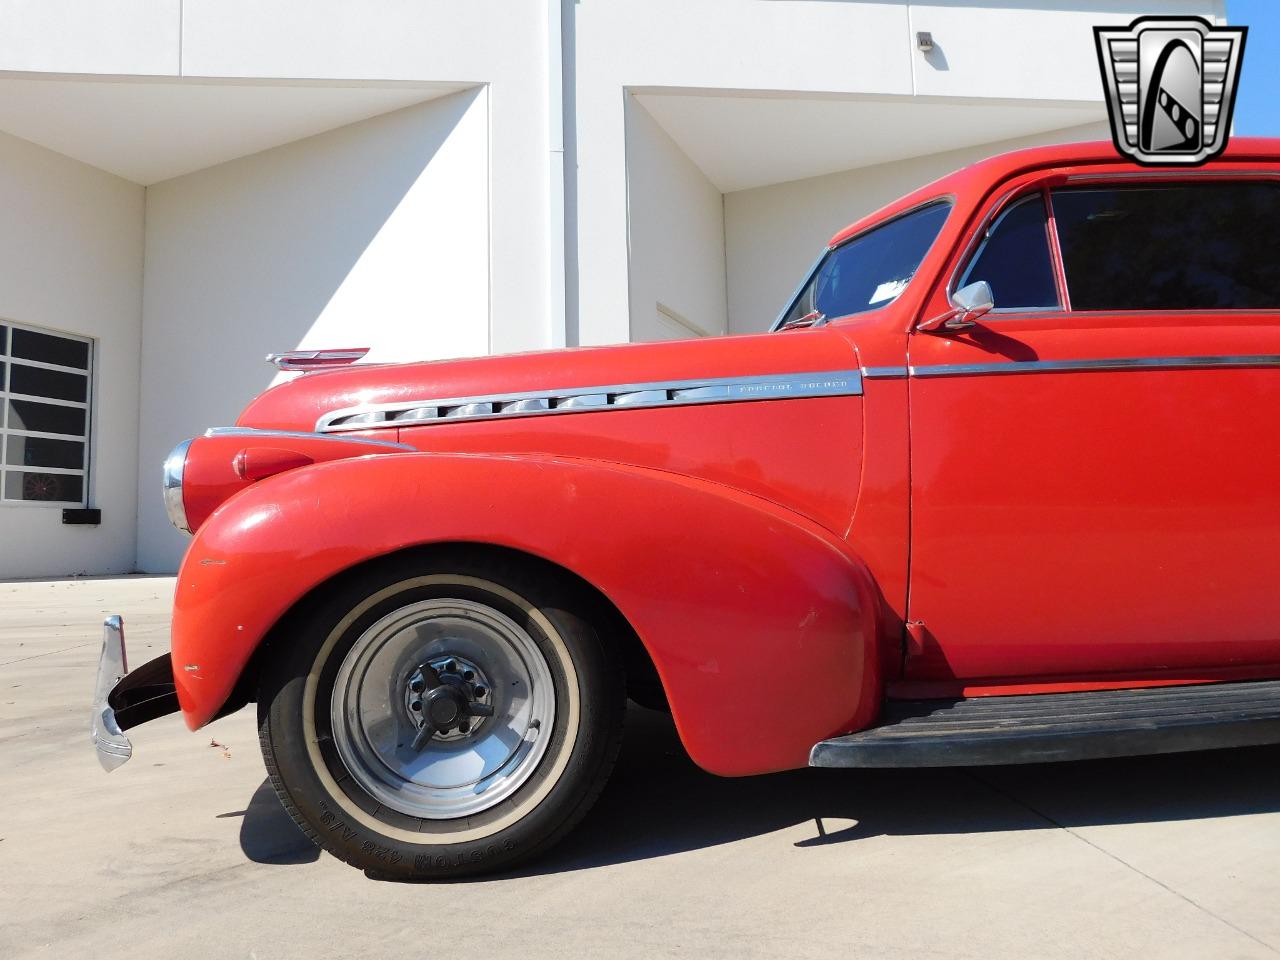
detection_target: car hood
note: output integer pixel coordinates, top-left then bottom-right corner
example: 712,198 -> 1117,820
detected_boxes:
236,328 -> 861,434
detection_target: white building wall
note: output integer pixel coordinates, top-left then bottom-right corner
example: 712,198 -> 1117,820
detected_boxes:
136,92 -> 490,571
0,131 -> 143,578
0,0 -> 180,75
724,120 -> 1111,335
573,0 -> 915,348
907,0 -> 1226,100
178,0 -> 554,356
625,99 -> 727,342
571,0 -> 1226,347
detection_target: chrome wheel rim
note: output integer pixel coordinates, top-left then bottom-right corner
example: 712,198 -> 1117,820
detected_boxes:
330,598 -> 555,820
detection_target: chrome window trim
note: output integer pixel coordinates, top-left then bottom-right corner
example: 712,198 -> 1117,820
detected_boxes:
771,252 -> 827,332
945,182 -> 1033,308
204,426 -> 415,450
948,170 -> 1280,312
1064,169 -> 1280,183
909,355 -> 1280,379
771,196 -> 954,332
316,371 -> 864,434
954,191 -> 1062,314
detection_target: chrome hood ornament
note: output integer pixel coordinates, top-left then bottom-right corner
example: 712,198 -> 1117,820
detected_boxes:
266,347 -> 369,371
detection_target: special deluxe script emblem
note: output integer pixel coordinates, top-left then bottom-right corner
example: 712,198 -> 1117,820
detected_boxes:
1094,16 -> 1246,166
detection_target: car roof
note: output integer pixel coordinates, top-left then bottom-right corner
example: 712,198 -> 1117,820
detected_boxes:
826,137 -> 1280,248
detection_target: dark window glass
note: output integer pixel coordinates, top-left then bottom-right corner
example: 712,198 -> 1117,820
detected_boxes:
960,194 -> 1059,310
11,328 -> 89,369
0,325 -> 7,353
782,202 -> 951,325
8,399 -> 86,437
6,436 -> 84,470
1052,184 -> 1280,311
3,470 -> 83,503
10,363 -> 88,403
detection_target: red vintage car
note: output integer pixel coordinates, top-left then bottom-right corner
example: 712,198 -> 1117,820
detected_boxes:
93,139 -> 1280,879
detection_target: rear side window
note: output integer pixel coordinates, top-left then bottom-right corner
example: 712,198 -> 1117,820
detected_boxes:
1051,183 -> 1280,311
958,194 -> 1059,311
781,201 -> 951,325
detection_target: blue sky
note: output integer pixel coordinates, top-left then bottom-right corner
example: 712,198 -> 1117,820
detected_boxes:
1228,0 -> 1280,136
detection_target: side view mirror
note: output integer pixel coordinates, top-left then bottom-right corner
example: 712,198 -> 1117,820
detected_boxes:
917,281 -> 994,332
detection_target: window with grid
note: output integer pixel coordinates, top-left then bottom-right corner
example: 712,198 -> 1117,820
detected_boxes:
0,322 -> 92,505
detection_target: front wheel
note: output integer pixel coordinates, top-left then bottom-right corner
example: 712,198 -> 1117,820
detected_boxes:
258,553 -> 624,879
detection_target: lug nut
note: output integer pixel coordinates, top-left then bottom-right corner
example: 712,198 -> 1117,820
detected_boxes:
459,722 -> 471,734
410,700 -> 422,712
474,687 -> 487,698
410,679 -> 424,693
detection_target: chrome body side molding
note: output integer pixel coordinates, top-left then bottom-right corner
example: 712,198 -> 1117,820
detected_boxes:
861,366 -> 909,379
909,355 -> 1280,378
204,426 -> 415,450
316,370 -> 864,433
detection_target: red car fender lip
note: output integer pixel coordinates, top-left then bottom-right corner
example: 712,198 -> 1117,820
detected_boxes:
170,452 -> 882,776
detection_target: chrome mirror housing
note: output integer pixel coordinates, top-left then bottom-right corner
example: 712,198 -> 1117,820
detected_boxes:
918,280 -> 994,332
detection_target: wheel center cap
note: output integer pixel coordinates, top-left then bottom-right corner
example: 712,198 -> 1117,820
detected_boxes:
425,686 -> 467,728
404,654 -> 494,744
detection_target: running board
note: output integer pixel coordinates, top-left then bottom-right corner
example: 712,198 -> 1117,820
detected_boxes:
810,679 -> 1280,768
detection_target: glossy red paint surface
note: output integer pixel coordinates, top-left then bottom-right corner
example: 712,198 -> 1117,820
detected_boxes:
233,447 -> 315,481
907,314 -> 1280,685
180,432 -> 409,532
171,453 -> 881,776
238,327 -> 859,433
907,152 -> 1280,689
165,138 -> 1280,773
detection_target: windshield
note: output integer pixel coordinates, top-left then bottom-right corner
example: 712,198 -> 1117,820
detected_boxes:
775,200 -> 952,329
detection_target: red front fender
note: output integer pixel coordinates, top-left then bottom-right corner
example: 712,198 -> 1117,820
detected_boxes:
171,452 -> 881,775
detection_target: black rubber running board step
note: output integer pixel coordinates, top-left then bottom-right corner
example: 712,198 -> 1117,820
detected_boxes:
809,679 -> 1280,768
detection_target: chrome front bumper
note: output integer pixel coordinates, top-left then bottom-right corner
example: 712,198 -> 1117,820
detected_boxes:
91,615 -> 132,771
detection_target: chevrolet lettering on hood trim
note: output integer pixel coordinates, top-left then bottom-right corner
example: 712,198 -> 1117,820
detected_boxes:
92,139 -> 1280,880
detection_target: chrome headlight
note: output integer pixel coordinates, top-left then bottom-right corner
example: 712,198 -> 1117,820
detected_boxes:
162,439 -> 193,535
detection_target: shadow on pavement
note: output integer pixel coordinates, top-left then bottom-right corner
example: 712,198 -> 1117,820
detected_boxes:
236,704 -> 1280,876
233,778 -> 321,865
525,706 -> 1280,876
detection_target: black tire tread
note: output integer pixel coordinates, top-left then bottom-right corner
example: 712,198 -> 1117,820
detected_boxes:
256,548 -> 625,879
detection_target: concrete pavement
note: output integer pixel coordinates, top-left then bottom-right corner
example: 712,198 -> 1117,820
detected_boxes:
2,576 -> 1279,960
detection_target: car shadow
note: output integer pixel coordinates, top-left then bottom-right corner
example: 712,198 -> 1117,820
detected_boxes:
520,706 -> 1280,876
235,705 -> 1280,877
230,778 -> 321,865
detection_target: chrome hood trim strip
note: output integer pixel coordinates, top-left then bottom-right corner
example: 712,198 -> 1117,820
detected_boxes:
316,370 -> 863,433
205,426 -> 414,450
909,355 -> 1280,378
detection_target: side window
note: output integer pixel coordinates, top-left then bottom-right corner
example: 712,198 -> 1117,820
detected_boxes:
780,200 -> 951,325
1,323 -> 93,505
1051,183 -> 1280,311
958,194 -> 1059,311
